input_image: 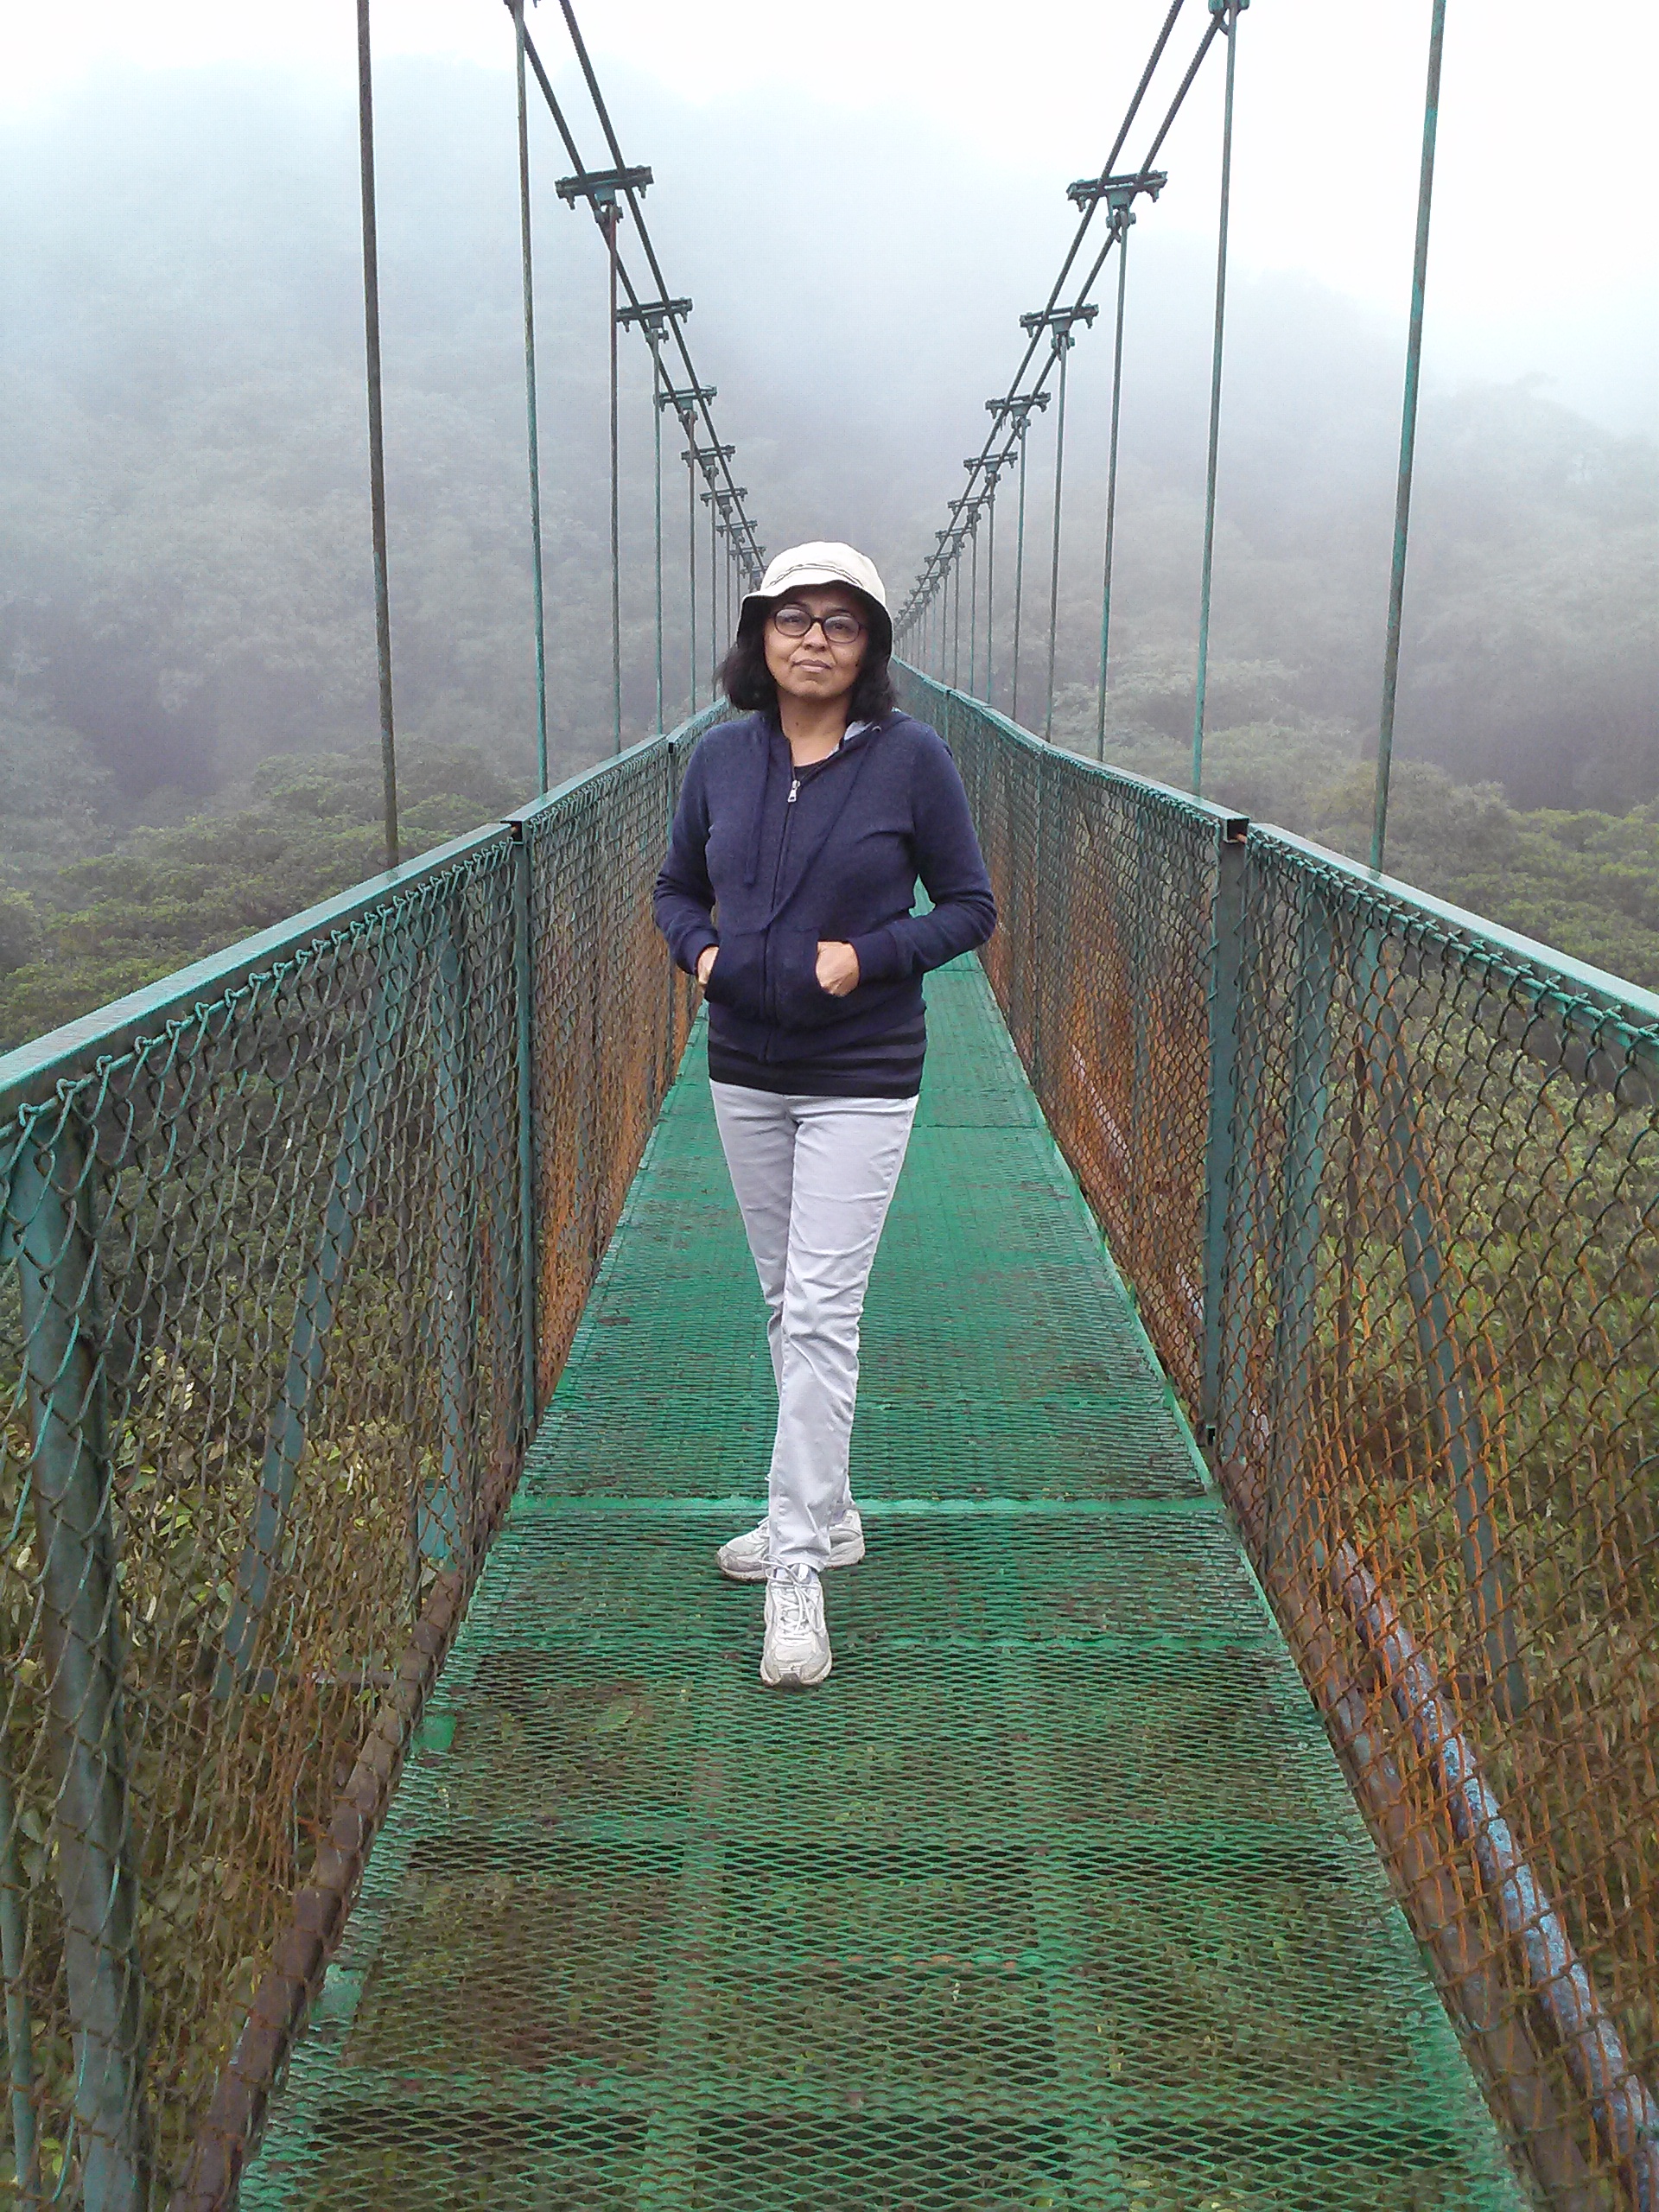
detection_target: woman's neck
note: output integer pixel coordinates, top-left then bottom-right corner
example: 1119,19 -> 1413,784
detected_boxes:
779,691 -> 852,766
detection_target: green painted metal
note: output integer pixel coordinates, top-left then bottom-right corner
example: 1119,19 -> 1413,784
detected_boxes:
510,0 -> 550,793
1264,886 -> 1335,1586
1373,0 -> 1447,873
0,1750 -> 41,2203
1376,993 -> 1526,1722
512,826 -> 540,1440
1191,0 -> 1246,798
355,0 -> 399,870
216,949 -> 415,1694
1200,825 -> 1248,1438
10,1116 -> 149,2209
1094,213 -> 1131,761
241,961 -> 1525,2211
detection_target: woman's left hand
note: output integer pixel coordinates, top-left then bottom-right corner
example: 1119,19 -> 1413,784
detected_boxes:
816,940 -> 860,997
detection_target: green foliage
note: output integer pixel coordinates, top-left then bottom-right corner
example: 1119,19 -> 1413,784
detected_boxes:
0,740 -> 517,1051
1053,663 -> 1659,991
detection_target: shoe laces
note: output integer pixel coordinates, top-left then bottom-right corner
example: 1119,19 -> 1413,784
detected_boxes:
771,1570 -> 818,1633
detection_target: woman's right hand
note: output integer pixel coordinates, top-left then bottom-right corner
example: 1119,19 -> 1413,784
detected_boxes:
696,944 -> 719,987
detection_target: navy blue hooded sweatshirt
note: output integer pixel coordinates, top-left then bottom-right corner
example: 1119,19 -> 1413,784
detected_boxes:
652,709 -> 996,1097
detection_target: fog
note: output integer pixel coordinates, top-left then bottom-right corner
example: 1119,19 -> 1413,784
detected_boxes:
0,40 -> 1654,862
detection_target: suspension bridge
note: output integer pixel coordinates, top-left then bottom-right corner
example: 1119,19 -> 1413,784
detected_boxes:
3,3 -> 1656,2209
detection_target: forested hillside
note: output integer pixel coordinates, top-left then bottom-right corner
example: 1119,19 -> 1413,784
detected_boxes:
1,60 -> 1654,1052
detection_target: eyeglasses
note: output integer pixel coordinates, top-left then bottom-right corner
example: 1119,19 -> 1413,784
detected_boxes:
770,603 -> 865,645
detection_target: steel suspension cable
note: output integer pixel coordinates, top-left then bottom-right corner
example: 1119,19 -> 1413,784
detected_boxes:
651,346 -> 664,732
901,0 -> 1211,638
510,0 -> 550,791
1095,211 -> 1133,760
984,478 -> 997,707
968,521 -> 980,696
687,459 -> 698,711
519,9 -> 765,594
1191,0 -> 1246,797
551,0 -> 762,573
1373,0 -> 1447,872
1045,346 -> 1070,741
605,200 -> 623,753
1011,426 -> 1029,721
355,0 -> 398,868
1036,310 -> 1095,741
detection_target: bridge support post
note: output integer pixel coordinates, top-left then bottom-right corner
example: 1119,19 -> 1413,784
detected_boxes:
427,903 -> 476,1573
512,824 -> 540,1437
9,1116 -> 151,2210
1264,887 -> 1335,1585
1200,823 -> 1248,1442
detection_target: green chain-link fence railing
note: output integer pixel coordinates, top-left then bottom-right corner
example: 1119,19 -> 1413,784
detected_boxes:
0,712 -> 720,2209
901,665 -> 1659,2211
7,668 -> 1657,2209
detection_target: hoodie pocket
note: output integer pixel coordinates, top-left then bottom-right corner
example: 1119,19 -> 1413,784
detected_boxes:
700,931 -> 766,1021
772,928 -> 849,1031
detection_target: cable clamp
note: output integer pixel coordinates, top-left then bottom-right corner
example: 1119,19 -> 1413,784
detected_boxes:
1020,302 -> 1099,355
1066,168 -> 1167,224
556,164 -> 652,215
986,392 -> 1052,429
617,297 -> 691,333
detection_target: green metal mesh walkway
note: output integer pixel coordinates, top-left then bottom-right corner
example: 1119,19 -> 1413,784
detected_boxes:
241,957 -> 1527,2211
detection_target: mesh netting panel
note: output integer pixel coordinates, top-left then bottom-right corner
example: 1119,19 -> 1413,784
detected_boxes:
1,719 -> 721,2206
912,675 -> 1226,1419
1212,830 -> 1659,2207
898,670 -> 1659,2208
242,968 -> 1524,2212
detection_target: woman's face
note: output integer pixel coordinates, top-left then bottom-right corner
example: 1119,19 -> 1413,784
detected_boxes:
762,585 -> 868,710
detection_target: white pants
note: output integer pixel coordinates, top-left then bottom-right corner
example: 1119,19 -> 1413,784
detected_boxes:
710,1083 -> 918,1573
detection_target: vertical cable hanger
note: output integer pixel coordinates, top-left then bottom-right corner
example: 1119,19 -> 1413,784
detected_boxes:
991,393 -> 1050,726
618,300 -> 692,734
1021,303 -> 1098,742
1065,170 -> 1164,760
967,510 -> 981,698
660,383 -> 714,716
547,0 -> 764,590
509,0 -> 550,791
520,1 -> 763,727
355,0 -> 398,868
1373,0 -> 1447,872
651,345 -> 664,732
1191,0 -> 1247,796
980,461 -> 1002,709
896,0 -> 1224,653
556,164 -> 651,754
687,453 -> 699,710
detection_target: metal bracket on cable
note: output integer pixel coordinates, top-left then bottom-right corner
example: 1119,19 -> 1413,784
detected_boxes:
617,296 -> 691,334
987,392 -> 1051,430
556,162 -> 652,219
661,382 -> 715,415
683,444 -> 735,485
1066,168 -> 1166,222
1020,302 -> 1099,353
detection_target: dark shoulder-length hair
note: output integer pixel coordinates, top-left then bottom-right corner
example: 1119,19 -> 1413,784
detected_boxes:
718,597 -> 895,723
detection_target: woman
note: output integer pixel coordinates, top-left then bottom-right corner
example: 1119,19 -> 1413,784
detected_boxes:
653,542 -> 996,1688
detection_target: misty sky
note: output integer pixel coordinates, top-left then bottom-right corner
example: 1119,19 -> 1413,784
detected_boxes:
3,0 -> 1655,439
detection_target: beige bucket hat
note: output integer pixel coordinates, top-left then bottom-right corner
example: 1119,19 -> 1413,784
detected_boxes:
738,541 -> 892,654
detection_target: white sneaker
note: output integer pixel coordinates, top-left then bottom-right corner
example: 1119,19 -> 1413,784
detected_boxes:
760,1567 -> 833,1688
716,1507 -> 865,1585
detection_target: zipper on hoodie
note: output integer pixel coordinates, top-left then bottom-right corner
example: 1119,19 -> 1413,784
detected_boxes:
763,735 -> 861,1041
